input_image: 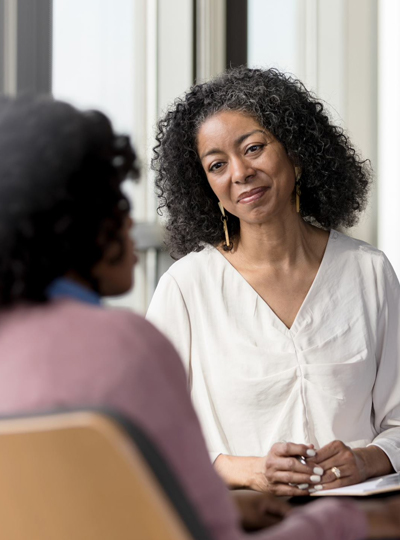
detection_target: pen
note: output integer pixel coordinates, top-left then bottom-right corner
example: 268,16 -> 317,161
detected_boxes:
296,455 -> 307,466
288,455 -> 310,489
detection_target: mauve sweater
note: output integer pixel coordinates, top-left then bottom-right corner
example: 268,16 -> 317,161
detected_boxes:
0,299 -> 367,540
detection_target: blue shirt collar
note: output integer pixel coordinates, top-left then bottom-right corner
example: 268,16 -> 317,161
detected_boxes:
46,277 -> 101,306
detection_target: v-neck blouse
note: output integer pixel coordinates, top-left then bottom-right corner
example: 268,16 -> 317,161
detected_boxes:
212,229 -> 332,335
147,231 -> 400,469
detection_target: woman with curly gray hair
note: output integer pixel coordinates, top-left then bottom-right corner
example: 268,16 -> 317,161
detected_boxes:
148,67 -> 400,496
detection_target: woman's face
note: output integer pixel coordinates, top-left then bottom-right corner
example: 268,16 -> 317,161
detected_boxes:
197,110 -> 297,225
92,215 -> 138,297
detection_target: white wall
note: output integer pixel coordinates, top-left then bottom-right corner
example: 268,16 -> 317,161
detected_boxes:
378,0 -> 400,278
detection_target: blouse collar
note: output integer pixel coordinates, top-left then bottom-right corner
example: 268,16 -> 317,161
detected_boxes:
46,277 -> 101,306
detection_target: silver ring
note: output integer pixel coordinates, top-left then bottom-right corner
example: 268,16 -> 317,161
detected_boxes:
331,466 -> 341,479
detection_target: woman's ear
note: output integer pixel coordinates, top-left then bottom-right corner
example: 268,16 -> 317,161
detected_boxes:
294,166 -> 302,181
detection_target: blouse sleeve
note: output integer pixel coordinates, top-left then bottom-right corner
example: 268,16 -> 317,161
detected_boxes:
146,272 -> 192,380
368,253 -> 400,470
147,272 -> 226,464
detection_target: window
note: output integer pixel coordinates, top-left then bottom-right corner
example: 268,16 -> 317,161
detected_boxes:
52,0 -> 193,313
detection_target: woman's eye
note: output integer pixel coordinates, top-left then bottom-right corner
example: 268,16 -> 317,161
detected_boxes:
210,162 -> 224,172
246,144 -> 264,154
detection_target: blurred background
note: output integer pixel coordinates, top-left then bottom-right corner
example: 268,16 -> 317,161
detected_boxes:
0,0 -> 398,313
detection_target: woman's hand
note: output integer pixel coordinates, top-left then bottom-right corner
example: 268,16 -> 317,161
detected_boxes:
250,442 -> 325,495
312,441 -> 394,491
231,489 -> 292,531
215,442 -> 325,496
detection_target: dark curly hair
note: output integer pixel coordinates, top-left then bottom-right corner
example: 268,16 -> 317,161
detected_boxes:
0,95 -> 139,306
152,67 -> 371,258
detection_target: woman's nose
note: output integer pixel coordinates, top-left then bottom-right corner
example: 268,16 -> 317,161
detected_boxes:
230,157 -> 255,183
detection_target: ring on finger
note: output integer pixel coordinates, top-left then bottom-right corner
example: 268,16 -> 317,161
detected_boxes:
331,466 -> 341,479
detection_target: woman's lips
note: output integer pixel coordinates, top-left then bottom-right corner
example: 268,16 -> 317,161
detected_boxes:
237,187 -> 269,204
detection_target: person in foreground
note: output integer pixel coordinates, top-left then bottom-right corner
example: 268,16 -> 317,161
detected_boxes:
0,95 -> 399,540
148,66 -> 400,495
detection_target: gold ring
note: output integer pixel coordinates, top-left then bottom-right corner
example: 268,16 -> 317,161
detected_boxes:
331,466 -> 341,479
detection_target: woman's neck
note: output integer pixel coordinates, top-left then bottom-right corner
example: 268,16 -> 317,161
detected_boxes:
231,217 -> 328,269
64,270 -> 94,291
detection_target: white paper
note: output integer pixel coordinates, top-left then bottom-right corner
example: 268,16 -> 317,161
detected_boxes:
311,472 -> 400,497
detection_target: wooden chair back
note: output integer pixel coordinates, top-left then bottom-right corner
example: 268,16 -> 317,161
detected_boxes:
0,410 -> 210,540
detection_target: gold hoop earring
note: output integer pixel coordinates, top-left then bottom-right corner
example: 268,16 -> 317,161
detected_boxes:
294,167 -> 302,213
218,202 -> 233,251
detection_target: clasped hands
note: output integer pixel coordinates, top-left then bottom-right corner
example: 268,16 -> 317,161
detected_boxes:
249,440 -> 377,496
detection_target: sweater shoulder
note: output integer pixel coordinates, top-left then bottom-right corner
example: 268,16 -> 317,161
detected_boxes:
14,300 -> 176,359
68,301 -> 173,346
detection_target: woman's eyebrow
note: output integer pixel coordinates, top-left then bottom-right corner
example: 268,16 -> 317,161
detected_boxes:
200,147 -> 221,160
235,129 -> 266,146
200,129 -> 266,160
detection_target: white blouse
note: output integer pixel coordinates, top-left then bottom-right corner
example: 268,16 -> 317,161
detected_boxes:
146,231 -> 400,469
